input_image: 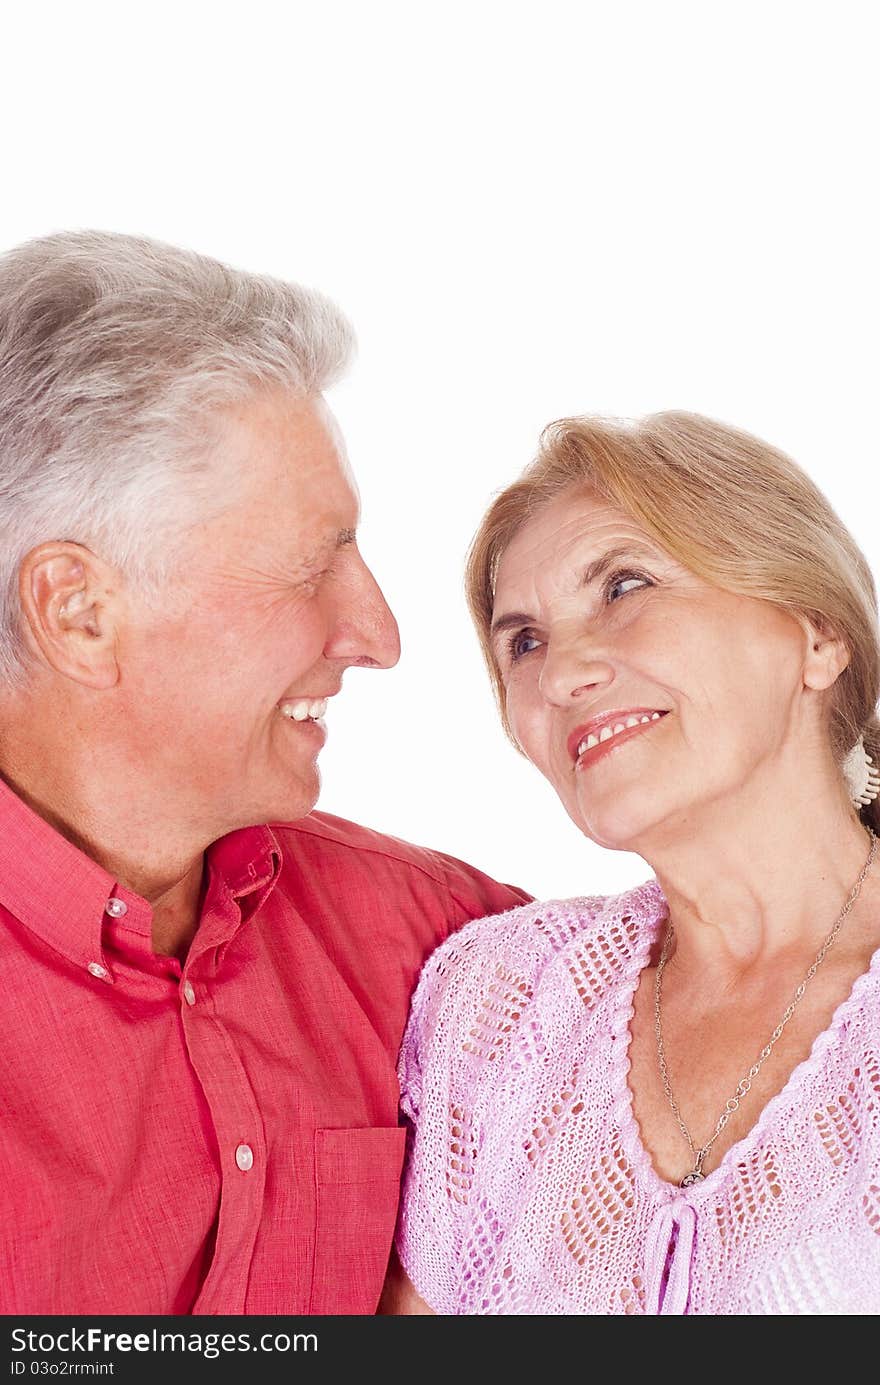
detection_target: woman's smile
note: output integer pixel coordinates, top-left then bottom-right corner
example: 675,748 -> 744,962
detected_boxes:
490,485 -> 831,854
568,708 -> 669,770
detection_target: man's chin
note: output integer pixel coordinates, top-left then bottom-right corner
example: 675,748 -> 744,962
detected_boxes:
245,772 -> 321,830
270,780 -> 321,826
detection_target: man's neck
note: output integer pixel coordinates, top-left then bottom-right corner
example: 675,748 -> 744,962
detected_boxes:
0,747 -> 210,960
146,861 -> 208,959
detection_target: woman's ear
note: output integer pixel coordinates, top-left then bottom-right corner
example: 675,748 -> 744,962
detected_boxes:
801,616 -> 850,692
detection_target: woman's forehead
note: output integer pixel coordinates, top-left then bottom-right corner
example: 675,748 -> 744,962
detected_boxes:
496,490 -> 657,593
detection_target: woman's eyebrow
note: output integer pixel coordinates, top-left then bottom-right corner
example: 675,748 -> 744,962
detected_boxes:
491,542 -> 660,641
578,542 -> 659,589
490,609 -> 534,641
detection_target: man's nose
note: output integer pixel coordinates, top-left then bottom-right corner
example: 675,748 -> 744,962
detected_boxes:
538,631 -> 614,706
324,551 -> 401,670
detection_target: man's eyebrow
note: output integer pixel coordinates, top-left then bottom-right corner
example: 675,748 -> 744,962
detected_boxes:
489,542 -> 660,642
293,528 -> 357,575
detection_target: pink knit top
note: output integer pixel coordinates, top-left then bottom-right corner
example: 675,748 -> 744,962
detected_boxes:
396,880 -> 880,1314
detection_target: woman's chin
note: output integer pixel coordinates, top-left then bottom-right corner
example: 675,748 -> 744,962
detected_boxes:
568,794 -> 662,854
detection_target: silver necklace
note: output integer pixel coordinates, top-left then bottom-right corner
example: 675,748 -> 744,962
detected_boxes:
654,829 -> 877,1188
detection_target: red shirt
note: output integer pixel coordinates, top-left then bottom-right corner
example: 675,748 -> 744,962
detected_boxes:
0,776 -> 529,1314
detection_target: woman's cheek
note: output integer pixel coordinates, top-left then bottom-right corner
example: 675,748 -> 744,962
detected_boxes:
507,699 -> 548,772
504,688 -> 527,753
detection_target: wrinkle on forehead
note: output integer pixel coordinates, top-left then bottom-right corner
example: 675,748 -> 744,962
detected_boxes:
495,494 -> 666,608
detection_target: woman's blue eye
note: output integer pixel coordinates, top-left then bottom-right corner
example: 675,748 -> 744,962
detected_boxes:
504,571 -> 652,663
509,630 -> 541,662
605,570 -> 652,603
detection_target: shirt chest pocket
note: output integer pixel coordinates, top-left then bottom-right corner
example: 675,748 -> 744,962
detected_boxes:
309,1126 -> 407,1314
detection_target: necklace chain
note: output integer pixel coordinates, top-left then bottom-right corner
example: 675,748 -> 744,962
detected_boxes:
654,829 -> 877,1188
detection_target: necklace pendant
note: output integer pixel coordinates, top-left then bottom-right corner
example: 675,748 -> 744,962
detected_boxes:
680,1169 -> 705,1188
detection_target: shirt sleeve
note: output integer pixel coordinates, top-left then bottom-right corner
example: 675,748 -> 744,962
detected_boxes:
436,852 -> 533,929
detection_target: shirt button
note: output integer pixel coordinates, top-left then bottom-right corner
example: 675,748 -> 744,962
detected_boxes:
105,898 -> 128,918
235,1143 -> 254,1172
87,961 -> 113,982
182,981 -> 196,1006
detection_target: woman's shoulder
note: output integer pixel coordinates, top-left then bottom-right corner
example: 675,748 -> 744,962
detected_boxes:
403,877 -> 666,1045
398,876 -> 666,1120
424,875 -> 666,980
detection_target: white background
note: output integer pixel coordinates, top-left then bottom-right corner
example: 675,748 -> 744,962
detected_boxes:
2,2 -> 878,900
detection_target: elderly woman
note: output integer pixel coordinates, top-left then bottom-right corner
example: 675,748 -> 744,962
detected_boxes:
384,412 -> 880,1315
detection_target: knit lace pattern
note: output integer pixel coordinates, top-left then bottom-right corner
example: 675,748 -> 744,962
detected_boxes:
396,881 -> 880,1314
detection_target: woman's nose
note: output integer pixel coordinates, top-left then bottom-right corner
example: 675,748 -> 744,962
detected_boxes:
538,634 -> 614,706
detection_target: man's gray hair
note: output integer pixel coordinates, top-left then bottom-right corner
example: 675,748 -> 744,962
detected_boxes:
0,229 -> 355,685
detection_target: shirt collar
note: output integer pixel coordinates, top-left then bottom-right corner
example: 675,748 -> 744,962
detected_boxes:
0,774 -> 282,972
204,823 -> 282,919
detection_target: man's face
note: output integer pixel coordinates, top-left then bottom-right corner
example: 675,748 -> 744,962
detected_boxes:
117,391 -> 400,838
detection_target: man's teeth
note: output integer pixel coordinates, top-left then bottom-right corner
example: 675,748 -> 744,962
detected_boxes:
577,712 -> 663,757
280,697 -> 328,722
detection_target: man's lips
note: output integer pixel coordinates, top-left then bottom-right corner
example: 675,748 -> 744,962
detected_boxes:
278,688 -> 341,705
567,708 -> 669,764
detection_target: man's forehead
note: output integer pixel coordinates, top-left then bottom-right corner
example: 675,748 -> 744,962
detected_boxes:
222,390 -> 345,466
230,393 -> 356,493
315,396 -> 347,454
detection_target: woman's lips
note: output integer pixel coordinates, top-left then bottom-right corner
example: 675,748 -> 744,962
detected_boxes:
569,710 -> 669,770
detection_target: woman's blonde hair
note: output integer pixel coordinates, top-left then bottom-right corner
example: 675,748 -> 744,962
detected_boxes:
465,411 -> 880,830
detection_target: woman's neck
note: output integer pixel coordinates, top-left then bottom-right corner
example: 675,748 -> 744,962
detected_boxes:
643,788 -> 877,983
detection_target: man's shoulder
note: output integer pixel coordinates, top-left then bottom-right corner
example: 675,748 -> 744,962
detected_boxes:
268,810 -> 532,921
272,810 -> 464,881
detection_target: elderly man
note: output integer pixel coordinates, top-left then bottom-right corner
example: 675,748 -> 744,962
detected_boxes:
0,231 -> 528,1314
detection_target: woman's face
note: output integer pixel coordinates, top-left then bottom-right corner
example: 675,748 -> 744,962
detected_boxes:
491,486 -> 830,852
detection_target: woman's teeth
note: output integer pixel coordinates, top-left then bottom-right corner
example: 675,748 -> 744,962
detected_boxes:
280,697 -> 328,722
577,711 -> 663,757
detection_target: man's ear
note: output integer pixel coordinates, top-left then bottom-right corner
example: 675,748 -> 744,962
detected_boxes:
801,614 -> 850,692
18,542 -> 122,689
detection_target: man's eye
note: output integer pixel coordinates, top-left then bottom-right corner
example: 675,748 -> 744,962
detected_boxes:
508,630 -> 542,662
604,570 -> 653,603
301,566 -> 333,594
